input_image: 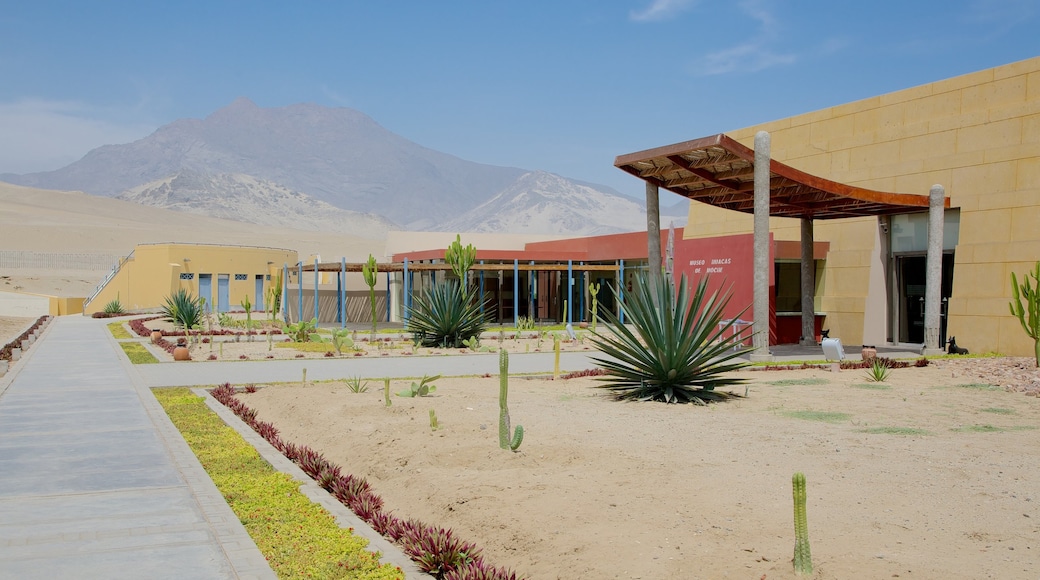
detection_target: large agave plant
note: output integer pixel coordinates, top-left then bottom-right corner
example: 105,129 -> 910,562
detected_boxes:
407,280 -> 489,348
161,288 -> 203,329
589,272 -> 749,404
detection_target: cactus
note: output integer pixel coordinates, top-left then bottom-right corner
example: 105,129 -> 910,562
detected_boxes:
362,254 -> 378,338
589,282 -> 600,333
302,367 -> 307,386
498,349 -> 523,451
383,378 -> 392,407
553,334 -> 561,380
792,472 -> 812,575
1009,261 -> 1040,367
445,234 -> 477,289
429,409 -> 439,431
242,295 -> 253,341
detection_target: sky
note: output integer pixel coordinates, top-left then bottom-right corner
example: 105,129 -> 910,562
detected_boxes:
1,0 -> 1038,199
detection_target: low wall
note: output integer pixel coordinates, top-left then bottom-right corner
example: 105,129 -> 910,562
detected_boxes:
0,291 -> 51,317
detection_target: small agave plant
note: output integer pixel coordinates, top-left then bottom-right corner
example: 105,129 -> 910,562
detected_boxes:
589,272 -> 749,404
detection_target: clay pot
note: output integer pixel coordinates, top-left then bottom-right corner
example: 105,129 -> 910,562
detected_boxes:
151,330 -> 162,343
173,337 -> 190,361
861,345 -> 877,362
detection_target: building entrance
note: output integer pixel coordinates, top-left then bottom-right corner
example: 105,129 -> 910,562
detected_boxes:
895,254 -> 955,344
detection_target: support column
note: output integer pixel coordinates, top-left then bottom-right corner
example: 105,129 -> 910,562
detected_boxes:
923,184 -> 946,356
800,217 -> 817,346
645,181 -> 662,303
751,131 -> 773,362
313,257 -> 319,323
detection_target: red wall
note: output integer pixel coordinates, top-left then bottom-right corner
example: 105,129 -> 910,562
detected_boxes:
673,233 -> 774,341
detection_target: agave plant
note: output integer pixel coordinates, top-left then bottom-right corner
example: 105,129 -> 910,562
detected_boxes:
407,280 -> 489,348
103,293 -> 125,315
588,272 -> 749,404
161,288 -> 203,329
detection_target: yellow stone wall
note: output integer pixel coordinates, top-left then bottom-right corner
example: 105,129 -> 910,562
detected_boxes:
86,243 -> 297,315
685,56 -> 1040,355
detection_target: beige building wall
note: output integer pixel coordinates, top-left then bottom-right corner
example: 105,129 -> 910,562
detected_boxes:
85,243 -> 297,315
685,56 -> 1040,355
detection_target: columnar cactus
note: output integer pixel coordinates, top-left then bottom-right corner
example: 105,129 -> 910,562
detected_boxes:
498,349 -> 523,451
588,282 -> 600,333
553,334 -> 561,380
384,378 -> 392,407
1009,261 -> 1040,367
792,472 -> 813,575
363,254 -> 378,338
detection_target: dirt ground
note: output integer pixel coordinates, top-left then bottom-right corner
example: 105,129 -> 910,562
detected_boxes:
0,316 -> 37,347
238,358 -> 1040,579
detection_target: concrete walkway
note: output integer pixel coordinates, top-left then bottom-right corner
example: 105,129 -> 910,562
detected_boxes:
0,316 -> 274,579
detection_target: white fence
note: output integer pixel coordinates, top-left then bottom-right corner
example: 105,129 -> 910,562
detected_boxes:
0,251 -> 121,271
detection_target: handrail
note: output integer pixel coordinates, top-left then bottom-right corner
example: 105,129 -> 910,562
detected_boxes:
83,249 -> 135,308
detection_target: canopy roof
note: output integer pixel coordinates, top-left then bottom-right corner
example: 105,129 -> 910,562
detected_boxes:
615,134 -> 949,219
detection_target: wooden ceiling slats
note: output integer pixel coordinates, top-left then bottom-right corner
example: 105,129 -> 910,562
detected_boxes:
616,133 -> 948,220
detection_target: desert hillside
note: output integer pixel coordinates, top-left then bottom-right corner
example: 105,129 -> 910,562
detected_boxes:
0,181 -> 383,297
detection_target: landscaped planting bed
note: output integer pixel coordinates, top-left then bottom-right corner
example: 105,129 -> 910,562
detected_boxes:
222,358 -> 1040,579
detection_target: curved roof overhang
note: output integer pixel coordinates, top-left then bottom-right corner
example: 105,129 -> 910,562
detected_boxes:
615,134 -> 949,219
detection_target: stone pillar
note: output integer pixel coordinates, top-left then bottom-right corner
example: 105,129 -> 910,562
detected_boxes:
751,131 -> 773,362
923,184 -> 946,355
800,217 -> 817,346
645,181 -> 662,303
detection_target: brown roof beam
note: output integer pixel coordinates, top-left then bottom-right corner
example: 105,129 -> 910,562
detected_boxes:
666,155 -> 743,191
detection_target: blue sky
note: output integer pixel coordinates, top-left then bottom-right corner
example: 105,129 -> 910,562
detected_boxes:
1,0 -> 1037,199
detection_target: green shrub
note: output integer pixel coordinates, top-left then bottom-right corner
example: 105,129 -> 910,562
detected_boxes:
588,272 -> 748,404
154,388 -> 403,580
407,281 -> 489,348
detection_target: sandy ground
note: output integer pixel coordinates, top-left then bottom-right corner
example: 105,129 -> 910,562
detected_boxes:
238,359 -> 1040,580
0,181 -> 386,302
0,316 -> 36,347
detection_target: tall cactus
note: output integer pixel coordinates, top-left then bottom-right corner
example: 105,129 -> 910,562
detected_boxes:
588,282 -> 600,333
792,472 -> 813,575
553,334 -> 561,380
1009,261 -> 1040,367
498,349 -> 523,451
362,254 -> 378,338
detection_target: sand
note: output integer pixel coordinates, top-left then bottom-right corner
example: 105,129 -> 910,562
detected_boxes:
0,181 -> 385,299
235,358 -> 1040,579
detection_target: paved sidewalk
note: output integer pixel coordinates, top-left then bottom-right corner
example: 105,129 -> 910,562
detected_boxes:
0,316 -> 274,579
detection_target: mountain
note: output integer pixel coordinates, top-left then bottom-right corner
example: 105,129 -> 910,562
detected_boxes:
442,171 -> 649,235
0,97 -> 664,234
118,171 -> 396,238
1,98 -> 525,228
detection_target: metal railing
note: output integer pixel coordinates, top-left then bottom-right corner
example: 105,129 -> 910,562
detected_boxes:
83,250 -> 135,308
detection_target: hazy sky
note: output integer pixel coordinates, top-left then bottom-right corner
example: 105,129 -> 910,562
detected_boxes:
1,0 -> 1037,197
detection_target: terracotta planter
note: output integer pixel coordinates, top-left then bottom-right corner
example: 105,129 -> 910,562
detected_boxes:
174,338 -> 190,361
861,345 -> 877,362
151,330 -> 162,343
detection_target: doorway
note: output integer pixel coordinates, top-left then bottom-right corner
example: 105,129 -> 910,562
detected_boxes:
895,254 -> 954,344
